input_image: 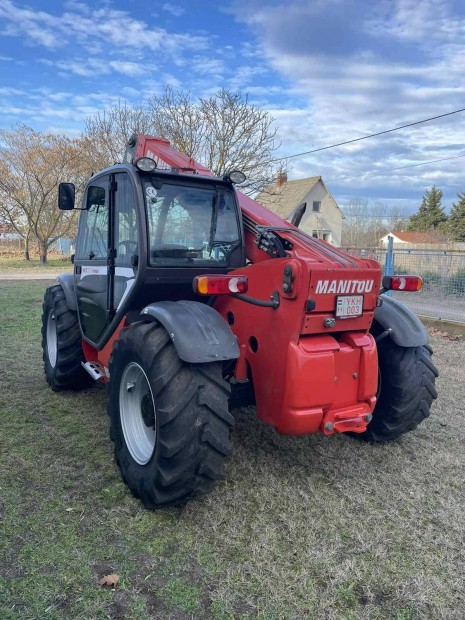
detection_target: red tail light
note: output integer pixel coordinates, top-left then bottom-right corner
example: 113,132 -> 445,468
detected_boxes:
382,275 -> 423,292
193,274 -> 248,295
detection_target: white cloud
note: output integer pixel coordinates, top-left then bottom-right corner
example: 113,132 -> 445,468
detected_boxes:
0,86 -> 25,96
225,65 -> 268,91
162,3 -> 185,17
0,86 -> 123,132
108,61 -> 147,77
190,56 -> 225,76
0,0 -> 209,55
39,56 -> 150,78
229,0 -> 465,207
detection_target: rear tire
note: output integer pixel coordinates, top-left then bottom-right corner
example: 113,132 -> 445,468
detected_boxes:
355,338 -> 438,442
41,285 -> 93,391
108,321 -> 234,508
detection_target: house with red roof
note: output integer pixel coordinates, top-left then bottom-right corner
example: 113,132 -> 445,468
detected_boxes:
380,231 -> 441,247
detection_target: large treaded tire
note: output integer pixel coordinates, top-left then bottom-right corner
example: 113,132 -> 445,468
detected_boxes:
108,321 -> 234,509
357,338 -> 438,442
41,285 -> 93,391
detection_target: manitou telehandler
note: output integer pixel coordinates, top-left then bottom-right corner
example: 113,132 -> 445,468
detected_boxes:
42,134 -> 438,508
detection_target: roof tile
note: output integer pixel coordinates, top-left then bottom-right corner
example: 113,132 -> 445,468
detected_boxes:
390,231 -> 441,244
256,177 -> 321,219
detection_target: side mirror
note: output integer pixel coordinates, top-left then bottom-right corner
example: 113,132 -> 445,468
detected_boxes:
287,202 -> 306,228
58,183 -> 75,210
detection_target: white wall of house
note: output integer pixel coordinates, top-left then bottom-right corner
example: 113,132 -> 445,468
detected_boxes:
380,234 -> 408,247
299,181 -> 343,247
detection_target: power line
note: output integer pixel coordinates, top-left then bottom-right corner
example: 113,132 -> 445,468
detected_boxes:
272,107 -> 465,163
326,152 -> 465,183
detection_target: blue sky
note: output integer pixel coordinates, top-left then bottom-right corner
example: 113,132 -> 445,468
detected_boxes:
1,0 -> 465,213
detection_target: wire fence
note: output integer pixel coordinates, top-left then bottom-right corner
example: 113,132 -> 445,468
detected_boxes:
344,246 -> 465,324
1,234 -> 464,323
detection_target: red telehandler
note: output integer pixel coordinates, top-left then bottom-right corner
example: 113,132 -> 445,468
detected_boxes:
42,135 -> 438,508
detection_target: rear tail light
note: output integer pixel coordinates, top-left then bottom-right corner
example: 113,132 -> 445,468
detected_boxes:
382,275 -> 423,292
193,275 -> 248,295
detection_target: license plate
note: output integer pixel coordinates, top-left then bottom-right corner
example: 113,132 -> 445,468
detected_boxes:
336,295 -> 363,318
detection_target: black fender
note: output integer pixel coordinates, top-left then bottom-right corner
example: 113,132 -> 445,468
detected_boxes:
57,273 -> 77,312
141,300 -> 239,364
373,295 -> 429,347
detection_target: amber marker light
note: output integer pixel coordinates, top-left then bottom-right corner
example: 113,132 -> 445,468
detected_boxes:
193,275 -> 248,295
382,275 -> 423,292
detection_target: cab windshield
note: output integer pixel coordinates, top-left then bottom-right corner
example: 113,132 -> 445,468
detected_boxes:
144,179 -> 240,266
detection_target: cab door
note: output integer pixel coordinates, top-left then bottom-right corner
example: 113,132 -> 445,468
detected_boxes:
74,175 -> 110,343
113,172 -> 138,313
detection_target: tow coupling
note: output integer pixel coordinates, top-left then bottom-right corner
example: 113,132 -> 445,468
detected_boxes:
321,403 -> 375,435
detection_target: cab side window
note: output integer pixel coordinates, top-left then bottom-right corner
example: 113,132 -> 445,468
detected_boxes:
115,173 -> 138,267
76,177 -> 109,260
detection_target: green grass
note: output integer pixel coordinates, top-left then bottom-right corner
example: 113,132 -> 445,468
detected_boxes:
0,280 -> 464,619
0,256 -> 72,271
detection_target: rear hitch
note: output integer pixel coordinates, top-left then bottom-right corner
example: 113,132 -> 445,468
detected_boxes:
321,406 -> 374,435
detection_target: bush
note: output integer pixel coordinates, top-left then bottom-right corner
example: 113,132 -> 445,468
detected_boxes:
445,269 -> 465,296
421,271 -> 441,290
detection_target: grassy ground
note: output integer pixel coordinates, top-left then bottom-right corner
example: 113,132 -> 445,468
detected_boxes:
0,256 -> 72,273
0,280 -> 463,620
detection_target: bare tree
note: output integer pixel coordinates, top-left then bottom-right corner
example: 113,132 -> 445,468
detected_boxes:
0,125 -> 91,263
197,89 -> 279,193
84,100 -> 154,170
387,206 -> 410,233
341,198 -> 370,247
148,87 -> 208,162
341,199 -> 411,247
84,88 -> 280,194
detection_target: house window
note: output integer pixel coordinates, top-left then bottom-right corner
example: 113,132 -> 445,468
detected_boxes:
312,201 -> 321,212
312,231 -> 331,242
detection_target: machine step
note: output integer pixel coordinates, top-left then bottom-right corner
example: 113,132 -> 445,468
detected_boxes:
81,361 -> 108,381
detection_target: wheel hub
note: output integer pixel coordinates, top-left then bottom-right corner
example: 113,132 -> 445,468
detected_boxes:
119,362 -> 157,465
46,309 -> 57,368
141,393 -> 155,428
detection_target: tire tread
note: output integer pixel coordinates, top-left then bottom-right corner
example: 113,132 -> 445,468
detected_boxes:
108,322 -> 233,508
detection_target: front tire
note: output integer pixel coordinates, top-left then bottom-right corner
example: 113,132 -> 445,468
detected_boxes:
41,285 -> 93,391
108,321 -> 234,508
357,338 -> 438,442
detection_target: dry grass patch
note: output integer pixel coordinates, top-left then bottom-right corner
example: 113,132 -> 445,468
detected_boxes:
0,280 -> 463,619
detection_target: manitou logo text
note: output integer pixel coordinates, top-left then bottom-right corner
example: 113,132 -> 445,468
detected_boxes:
315,280 -> 375,294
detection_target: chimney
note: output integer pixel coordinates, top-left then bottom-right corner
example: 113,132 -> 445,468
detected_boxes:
276,172 -> 287,188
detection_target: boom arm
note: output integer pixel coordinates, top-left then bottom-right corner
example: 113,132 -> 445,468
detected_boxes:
125,135 -> 215,177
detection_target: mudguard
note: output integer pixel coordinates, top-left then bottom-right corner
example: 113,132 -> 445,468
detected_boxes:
373,295 -> 429,347
57,273 -> 77,312
141,300 -> 239,364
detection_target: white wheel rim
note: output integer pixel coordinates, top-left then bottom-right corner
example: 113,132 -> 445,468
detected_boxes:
47,309 -> 58,368
119,362 -> 156,465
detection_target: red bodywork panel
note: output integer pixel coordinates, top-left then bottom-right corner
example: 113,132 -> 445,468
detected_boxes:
84,135 -> 383,436
213,258 -> 380,434
82,318 -> 127,381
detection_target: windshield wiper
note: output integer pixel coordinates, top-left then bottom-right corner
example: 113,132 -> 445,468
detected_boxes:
152,247 -> 199,258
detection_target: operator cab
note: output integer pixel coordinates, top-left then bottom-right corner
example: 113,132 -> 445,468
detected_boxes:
59,160 -> 245,349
